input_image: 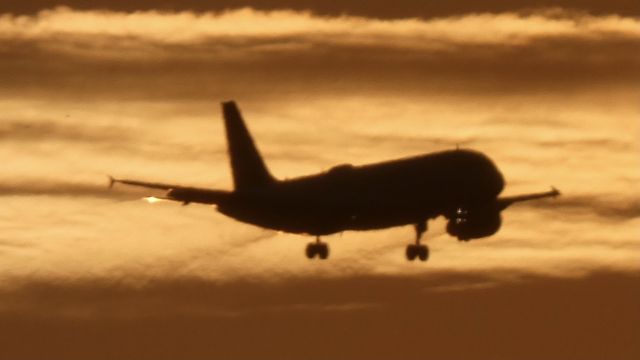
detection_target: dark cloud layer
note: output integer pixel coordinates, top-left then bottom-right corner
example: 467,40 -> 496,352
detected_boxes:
1,8 -> 637,103
2,0 -> 639,17
1,271 -> 638,360
1,36 -> 638,103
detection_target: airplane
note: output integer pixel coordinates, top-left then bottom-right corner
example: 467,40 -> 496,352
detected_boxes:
109,101 -> 560,261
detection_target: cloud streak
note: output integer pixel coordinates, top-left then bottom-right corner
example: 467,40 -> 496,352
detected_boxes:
0,118 -> 126,143
2,7 -> 638,49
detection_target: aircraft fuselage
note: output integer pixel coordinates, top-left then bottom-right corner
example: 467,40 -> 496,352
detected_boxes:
217,149 -> 504,236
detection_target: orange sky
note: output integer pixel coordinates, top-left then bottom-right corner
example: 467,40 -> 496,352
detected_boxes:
0,3 -> 639,360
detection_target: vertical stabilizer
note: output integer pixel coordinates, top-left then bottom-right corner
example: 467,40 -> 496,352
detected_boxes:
222,101 -> 275,191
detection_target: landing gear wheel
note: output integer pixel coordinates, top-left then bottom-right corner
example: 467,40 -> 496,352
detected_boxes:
417,245 -> 429,262
306,242 -> 330,259
305,243 -> 317,259
318,244 -> 329,260
406,245 -> 418,261
406,220 -> 430,261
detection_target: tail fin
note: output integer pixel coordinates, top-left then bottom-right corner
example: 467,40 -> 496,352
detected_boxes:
222,101 -> 275,191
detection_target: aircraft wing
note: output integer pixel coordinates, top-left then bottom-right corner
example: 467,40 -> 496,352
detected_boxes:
108,176 -> 180,190
108,176 -> 231,205
497,186 -> 560,209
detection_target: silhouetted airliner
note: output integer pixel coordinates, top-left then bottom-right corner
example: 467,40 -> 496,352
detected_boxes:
110,101 -> 559,261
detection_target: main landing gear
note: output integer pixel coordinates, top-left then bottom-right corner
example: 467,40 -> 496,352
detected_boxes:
306,236 -> 329,260
406,221 -> 429,262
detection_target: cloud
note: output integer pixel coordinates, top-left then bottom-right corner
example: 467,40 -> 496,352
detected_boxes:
0,7 -> 637,103
0,11 -> 637,355
0,271 -> 638,359
1,7 -> 638,48
3,1 -> 640,18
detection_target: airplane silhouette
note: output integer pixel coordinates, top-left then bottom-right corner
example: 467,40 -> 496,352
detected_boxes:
110,101 -> 560,261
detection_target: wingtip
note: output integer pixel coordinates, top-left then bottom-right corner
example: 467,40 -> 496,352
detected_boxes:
108,175 -> 116,189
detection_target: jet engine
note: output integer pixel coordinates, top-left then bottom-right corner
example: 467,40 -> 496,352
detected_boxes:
446,205 -> 502,241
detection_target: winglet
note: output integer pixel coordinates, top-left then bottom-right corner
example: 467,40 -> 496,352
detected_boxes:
108,175 -> 116,189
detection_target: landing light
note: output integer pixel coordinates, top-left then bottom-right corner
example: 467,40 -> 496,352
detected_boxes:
143,196 -> 164,204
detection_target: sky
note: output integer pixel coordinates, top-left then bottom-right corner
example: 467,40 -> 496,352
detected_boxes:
1,1 -> 639,359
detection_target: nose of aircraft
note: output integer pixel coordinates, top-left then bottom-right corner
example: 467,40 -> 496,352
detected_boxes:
457,149 -> 505,199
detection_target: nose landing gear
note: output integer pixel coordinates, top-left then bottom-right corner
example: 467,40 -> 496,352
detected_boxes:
406,221 -> 429,262
306,236 -> 329,260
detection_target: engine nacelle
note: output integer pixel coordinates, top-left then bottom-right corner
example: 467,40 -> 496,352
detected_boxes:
446,206 -> 502,241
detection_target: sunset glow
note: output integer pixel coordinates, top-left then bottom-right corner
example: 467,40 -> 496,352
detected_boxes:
1,2 -> 638,359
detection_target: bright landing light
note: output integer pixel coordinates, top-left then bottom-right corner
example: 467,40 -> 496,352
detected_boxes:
143,196 -> 165,204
